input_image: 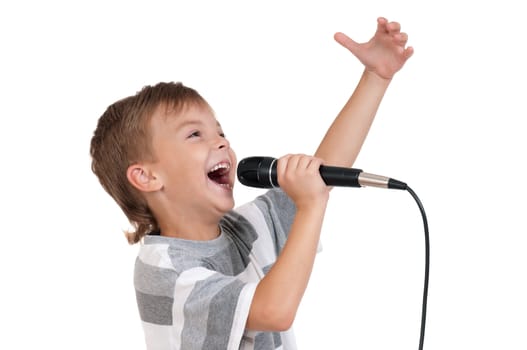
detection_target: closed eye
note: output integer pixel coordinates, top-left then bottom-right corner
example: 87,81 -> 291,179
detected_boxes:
188,130 -> 201,138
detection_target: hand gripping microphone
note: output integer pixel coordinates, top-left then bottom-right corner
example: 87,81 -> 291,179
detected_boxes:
237,156 -> 407,190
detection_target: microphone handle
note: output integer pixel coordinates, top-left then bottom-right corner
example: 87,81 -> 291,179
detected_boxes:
266,159 -> 362,188
270,163 -> 407,190
319,165 -> 363,187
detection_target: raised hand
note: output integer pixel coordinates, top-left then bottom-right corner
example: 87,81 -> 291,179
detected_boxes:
334,17 -> 414,80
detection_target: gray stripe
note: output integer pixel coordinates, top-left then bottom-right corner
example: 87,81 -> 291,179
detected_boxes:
254,189 -> 296,255
255,331 -> 282,349
134,258 -> 177,325
203,279 -> 246,349
135,290 -> 174,325
181,274 -> 245,349
272,331 -> 282,348
134,258 -> 176,298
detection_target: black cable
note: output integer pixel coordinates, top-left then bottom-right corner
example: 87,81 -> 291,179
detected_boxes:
406,186 -> 430,350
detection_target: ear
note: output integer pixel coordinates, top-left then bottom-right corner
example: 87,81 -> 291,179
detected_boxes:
126,164 -> 163,192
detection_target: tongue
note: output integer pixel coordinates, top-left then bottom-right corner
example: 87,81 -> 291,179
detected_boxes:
208,169 -> 229,185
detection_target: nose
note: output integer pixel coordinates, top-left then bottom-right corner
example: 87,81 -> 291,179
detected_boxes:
215,135 -> 230,150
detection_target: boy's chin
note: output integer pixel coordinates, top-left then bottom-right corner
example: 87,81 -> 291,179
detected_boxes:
220,195 -> 235,211
209,185 -> 235,205
211,199 -> 235,219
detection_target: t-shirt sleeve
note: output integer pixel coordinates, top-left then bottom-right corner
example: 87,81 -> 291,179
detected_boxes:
253,188 -> 297,252
134,246 -> 257,350
253,188 -> 322,254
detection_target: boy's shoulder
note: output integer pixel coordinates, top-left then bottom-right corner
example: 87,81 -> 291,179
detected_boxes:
137,212 -> 258,276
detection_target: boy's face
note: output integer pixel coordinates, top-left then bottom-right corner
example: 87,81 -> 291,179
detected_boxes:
147,104 -> 237,222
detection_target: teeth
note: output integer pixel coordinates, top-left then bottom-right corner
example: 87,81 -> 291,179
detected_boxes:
208,163 -> 230,173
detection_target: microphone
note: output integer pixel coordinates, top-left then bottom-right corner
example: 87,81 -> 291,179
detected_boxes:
237,156 -> 407,190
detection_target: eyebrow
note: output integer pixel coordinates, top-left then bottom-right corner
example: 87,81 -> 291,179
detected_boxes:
176,119 -> 222,129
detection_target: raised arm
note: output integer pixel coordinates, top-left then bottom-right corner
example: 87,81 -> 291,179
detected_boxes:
245,18 -> 413,332
315,17 -> 413,168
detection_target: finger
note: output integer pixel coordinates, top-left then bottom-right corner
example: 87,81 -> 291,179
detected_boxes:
404,46 -> 414,60
297,155 -> 315,172
308,160 -> 323,179
377,17 -> 388,32
277,154 -> 292,178
334,32 -> 360,52
286,154 -> 301,173
395,32 -> 408,46
306,156 -> 323,172
386,21 -> 401,34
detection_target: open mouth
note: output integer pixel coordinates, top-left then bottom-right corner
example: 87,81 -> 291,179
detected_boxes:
207,162 -> 232,189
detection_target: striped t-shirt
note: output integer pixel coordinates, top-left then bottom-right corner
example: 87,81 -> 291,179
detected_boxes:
134,189 -> 298,349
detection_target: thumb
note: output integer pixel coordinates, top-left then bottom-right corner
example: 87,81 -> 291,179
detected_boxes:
334,32 -> 360,54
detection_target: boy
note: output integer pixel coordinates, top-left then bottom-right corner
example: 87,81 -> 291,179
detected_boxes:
90,17 -> 412,350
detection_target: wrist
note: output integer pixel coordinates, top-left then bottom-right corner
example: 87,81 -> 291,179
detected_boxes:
295,196 -> 329,214
363,68 -> 392,86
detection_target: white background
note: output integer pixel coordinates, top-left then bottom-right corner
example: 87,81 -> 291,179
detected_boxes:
1,1 -> 526,349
